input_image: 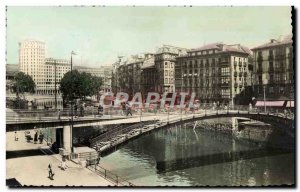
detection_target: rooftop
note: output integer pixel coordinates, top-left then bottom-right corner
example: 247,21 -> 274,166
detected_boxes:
186,43 -> 251,55
6,64 -> 19,76
251,34 -> 293,50
141,56 -> 155,69
156,45 -> 188,55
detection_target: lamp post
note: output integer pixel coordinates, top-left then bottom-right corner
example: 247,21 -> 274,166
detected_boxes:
70,51 -> 76,151
262,77 -> 268,113
54,59 -> 57,110
181,73 -> 184,121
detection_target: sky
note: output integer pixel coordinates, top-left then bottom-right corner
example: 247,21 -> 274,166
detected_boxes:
6,6 -> 292,67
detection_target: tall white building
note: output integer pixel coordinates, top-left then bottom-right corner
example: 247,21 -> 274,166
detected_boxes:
19,40 -> 46,94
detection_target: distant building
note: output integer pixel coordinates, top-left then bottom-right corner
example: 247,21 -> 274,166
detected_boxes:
44,58 -> 71,95
141,56 -> 156,97
251,34 -> 294,103
112,53 -> 154,97
154,45 -> 188,93
73,65 -> 113,92
175,43 -> 251,105
19,40 -> 72,95
19,40 -> 46,94
6,64 -> 19,94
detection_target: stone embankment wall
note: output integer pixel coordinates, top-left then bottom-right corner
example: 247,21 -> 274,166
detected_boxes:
187,117 -> 294,149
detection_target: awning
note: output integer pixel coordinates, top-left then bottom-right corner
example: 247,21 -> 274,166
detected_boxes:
286,101 -> 294,108
255,101 -> 285,107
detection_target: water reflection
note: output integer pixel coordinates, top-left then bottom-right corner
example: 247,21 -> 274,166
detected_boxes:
101,125 -> 294,186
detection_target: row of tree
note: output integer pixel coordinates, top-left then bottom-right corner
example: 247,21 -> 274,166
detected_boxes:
10,70 -> 103,106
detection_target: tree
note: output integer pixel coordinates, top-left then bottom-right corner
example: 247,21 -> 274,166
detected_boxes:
12,72 -> 36,98
60,70 -> 103,103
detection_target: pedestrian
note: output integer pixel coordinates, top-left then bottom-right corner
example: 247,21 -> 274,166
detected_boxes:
74,104 -> 78,117
34,132 -> 38,144
126,102 -> 132,116
121,102 -> 126,116
80,104 -> 84,117
14,131 -> 18,141
58,109 -> 61,120
249,103 -> 252,112
98,104 -> 103,116
39,133 -> 44,144
61,156 -> 67,171
48,163 -> 54,180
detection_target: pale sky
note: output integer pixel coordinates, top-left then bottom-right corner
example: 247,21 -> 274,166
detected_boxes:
6,6 -> 292,67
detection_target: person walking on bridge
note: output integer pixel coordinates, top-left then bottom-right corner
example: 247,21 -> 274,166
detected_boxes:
126,102 -> 132,116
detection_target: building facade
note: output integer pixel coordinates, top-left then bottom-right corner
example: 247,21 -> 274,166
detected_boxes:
19,40 -> 72,95
73,65 -> 113,92
6,64 -> 19,94
19,40 -> 46,94
44,58 -> 71,95
154,45 -> 187,93
251,35 -> 294,101
112,53 -> 153,97
141,56 -> 157,97
175,43 -> 251,105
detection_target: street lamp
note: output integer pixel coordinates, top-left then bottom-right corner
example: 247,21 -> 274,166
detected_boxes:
262,77 -> 268,113
54,59 -> 57,110
181,73 -> 185,121
70,51 -> 76,150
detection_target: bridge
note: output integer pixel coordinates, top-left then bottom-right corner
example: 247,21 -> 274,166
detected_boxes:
88,110 -> 294,155
7,109 -> 294,154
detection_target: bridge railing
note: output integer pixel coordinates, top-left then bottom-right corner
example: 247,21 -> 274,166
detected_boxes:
89,124 -> 124,146
87,164 -> 134,186
6,104 -> 294,124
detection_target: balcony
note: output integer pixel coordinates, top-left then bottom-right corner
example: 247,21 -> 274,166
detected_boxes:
268,55 -> 274,61
220,82 -> 229,87
275,54 -> 285,60
220,59 -> 229,64
257,55 -> 263,62
234,61 -> 237,67
257,68 -> 263,73
274,67 -> 284,72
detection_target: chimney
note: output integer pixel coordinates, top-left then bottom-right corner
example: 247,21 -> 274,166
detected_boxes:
270,39 -> 277,43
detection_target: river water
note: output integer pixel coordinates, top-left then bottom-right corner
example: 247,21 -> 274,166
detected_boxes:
100,125 -> 294,186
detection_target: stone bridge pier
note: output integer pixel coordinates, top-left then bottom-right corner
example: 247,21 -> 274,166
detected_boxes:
63,125 -> 72,153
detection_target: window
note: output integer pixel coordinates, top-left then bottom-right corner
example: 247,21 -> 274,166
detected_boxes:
258,75 -> 262,84
269,50 -> 273,57
258,51 -> 262,57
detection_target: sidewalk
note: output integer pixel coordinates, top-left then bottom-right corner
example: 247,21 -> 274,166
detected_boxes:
6,130 -> 113,187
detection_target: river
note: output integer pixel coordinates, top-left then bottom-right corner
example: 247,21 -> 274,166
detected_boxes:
100,125 -> 294,186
